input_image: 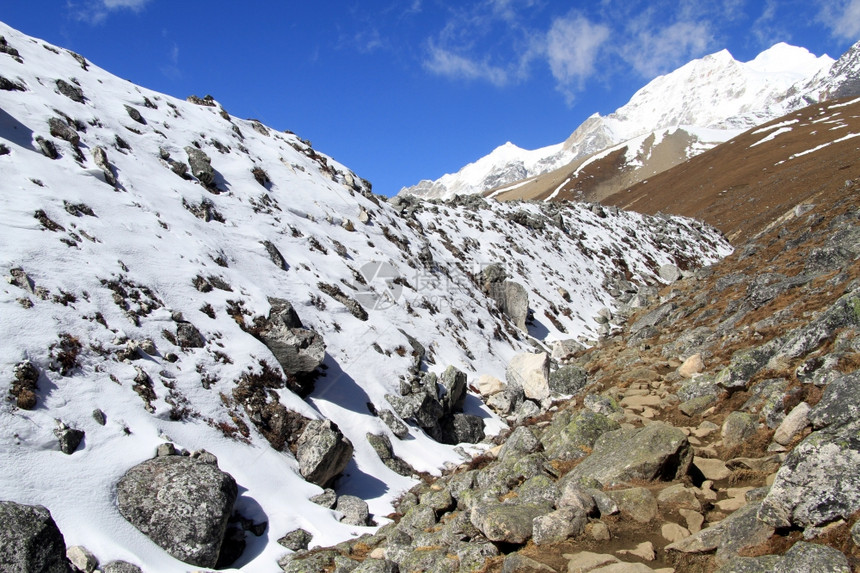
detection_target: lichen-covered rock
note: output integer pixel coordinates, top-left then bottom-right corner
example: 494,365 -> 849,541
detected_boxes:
499,426 -> 541,461
548,365 -> 588,395
715,541 -> 850,573
367,433 -> 413,476
470,502 -> 552,544
721,411 -> 758,449
296,419 -> 354,488
439,365 -> 467,412
0,501 -> 69,573
808,371 -> 860,429
101,561 -> 143,573
532,506 -> 587,545
115,456 -> 237,567
606,488 -> 658,523
540,409 -> 620,461
277,528 -> 313,551
758,419 -> 860,529
569,422 -> 692,486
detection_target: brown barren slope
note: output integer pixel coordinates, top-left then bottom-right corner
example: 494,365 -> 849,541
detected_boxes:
601,97 -> 860,243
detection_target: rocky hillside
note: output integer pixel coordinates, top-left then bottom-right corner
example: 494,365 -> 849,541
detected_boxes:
284,129 -> 860,571
0,21 -> 733,573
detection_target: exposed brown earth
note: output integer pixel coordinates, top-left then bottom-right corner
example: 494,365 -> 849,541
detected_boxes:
601,97 -> 860,243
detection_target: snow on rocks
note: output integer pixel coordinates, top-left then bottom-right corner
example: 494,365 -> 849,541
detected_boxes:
0,20 -> 732,572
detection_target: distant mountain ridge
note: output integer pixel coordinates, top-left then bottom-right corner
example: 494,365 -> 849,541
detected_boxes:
400,41 -> 859,200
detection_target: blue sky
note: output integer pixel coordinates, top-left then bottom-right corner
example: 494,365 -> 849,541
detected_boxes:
2,1 -> 859,196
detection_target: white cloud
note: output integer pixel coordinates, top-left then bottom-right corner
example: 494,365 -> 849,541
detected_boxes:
546,13 -> 611,102
817,0 -> 860,40
102,0 -> 150,8
424,43 -> 510,86
622,20 -> 713,78
68,0 -> 152,24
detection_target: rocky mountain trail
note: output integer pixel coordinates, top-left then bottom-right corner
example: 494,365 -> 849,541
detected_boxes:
284,181 -> 859,572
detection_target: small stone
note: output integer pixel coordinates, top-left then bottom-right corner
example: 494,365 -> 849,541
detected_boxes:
92,409 -> 107,425
693,457 -> 731,481
477,374 -> 505,396
67,545 -> 98,573
587,521 -> 611,541
662,522 -> 691,543
563,552 -> 619,572
679,509 -> 705,533
155,442 -> 177,457
278,528 -> 313,551
618,541 -> 655,561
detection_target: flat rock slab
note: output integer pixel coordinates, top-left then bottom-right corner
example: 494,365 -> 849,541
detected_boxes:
470,502 -> 551,544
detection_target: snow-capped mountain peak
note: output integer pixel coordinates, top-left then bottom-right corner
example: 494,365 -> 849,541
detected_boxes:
400,40 -> 854,201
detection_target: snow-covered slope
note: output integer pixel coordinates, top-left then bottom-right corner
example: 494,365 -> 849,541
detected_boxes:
0,21 -> 731,572
400,42 -> 846,200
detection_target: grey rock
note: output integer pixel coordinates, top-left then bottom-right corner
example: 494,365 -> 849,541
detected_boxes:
379,410 -> 410,439
758,419 -> 860,529
679,394 -> 718,417
175,321 -> 205,348
569,422 -> 692,486
92,146 -> 117,186
393,547 -> 457,573
351,559 -> 399,573
56,79 -> 84,103
439,365 -> 467,412
548,365 -> 588,395
721,411 -> 758,449
540,409 -> 620,462
515,474 -> 560,507
310,488 -> 337,509
48,117 -> 80,147
100,561 -> 142,573
124,105 -> 145,124
583,393 -> 621,416
501,553 -> 555,572
668,502 -> 773,564
499,426 -> 541,461
398,503 -> 437,533
777,541 -> 850,572
606,487 -> 658,523
629,301 -> 676,335
0,501 -> 69,573
659,264 -> 682,283
92,409 -> 106,425
437,413 -> 485,444
278,528 -> 313,551
774,289 -> 859,361
532,506 -> 587,545
185,146 -> 215,187
36,136 -> 59,159
261,240 -> 289,271
367,433 -> 413,476
260,323 -> 325,376
115,456 -> 237,567
280,550 -> 339,573
419,488 -> 454,514
808,371 -> 860,429
716,343 -> 777,389
336,495 -> 370,526
296,419 -> 354,488
454,541 -> 499,572
54,423 -> 84,455
677,373 -> 721,402
470,502 -> 551,544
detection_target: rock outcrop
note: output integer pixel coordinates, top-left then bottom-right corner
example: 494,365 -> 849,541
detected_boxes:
0,501 -> 69,573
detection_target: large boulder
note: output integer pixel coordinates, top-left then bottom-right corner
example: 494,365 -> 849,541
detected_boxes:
569,423 -> 692,486
115,455 -> 237,567
0,501 -> 69,573
296,419 -> 354,488
758,419 -> 860,530
506,352 -> 550,401
482,264 -> 529,331
469,502 -> 552,544
259,299 -> 325,376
